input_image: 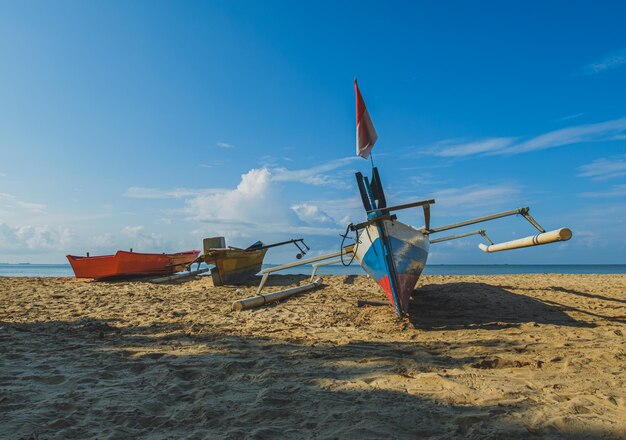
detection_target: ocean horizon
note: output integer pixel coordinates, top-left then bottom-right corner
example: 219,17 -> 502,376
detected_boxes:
1,263 -> 626,277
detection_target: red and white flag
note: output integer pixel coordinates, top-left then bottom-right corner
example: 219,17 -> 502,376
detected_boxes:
355,79 -> 378,159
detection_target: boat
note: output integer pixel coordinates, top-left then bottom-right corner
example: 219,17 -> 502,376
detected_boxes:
343,165 -> 433,316
352,201 -> 430,315
200,236 -> 309,285
345,80 -> 571,317
66,250 -> 200,280
249,80 -> 572,318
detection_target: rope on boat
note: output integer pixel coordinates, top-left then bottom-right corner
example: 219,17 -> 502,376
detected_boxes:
340,223 -> 359,267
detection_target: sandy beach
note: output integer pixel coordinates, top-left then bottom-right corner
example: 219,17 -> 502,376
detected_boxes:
1,274 -> 625,439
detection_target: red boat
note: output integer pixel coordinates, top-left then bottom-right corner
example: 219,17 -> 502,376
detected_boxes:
66,250 -> 200,280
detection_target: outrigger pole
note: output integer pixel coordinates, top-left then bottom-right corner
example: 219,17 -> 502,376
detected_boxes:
426,207 -> 572,252
424,207 -> 544,234
255,245 -> 355,295
430,229 -> 493,245
250,238 -> 310,258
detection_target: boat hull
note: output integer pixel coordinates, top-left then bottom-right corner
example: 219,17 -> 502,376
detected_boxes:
67,250 -> 200,280
203,248 -> 267,285
354,219 -> 429,314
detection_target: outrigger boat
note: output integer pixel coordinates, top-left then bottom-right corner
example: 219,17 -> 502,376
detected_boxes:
199,236 -> 309,285
238,80 -> 573,317
347,168 -> 572,318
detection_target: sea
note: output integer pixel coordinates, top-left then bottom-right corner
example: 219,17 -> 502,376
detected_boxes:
1,263 -> 626,277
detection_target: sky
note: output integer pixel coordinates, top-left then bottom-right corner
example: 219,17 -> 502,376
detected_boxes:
0,1 -> 625,264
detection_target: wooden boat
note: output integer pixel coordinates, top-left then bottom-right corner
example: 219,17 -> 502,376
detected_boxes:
66,250 -> 200,280
353,214 -> 429,315
200,237 -> 309,285
348,165 -> 574,318
249,80 -> 572,317
346,80 -> 572,317
348,168 -> 433,316
202,237 -> 267,286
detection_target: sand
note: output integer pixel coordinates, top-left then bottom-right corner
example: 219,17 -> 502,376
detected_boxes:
1,273 -> 625,439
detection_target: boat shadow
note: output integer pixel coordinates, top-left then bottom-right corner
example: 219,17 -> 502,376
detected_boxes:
408,282 -> 594,330
1,318 -> 612,439
546,285 -> 626,305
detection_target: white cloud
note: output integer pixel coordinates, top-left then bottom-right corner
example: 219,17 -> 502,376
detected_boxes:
293,196 -> 365,226
290,203 -> 335,224
186,168 -> 279,223
556,113 -> 584,122
125,157 -> 357,204
120,225 -> 165,250
578,156 -> 626,181
428,116 -> 626,157
123,186 -> 225,199
0,222 -> 73,251
123,159 -> 366,247
408,174 -> 449,186
581,49 -> 626,75
0,192 -> 46,212
122,225 -> 145,236
216,142 -> 235,149
502,117 -> 626,155
580,184 -> 626,198
272,157 -> 357,187
430,137 -> 515,157
183,168 -> 346,239
432,184 -> 521,213
89,232 -> 115,249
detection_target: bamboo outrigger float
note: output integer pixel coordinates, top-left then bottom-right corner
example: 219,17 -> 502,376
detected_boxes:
239,80 -> 573,316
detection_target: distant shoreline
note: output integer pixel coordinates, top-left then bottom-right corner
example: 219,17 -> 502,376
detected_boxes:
1,263 -> 625,266
1,263 -> 626,277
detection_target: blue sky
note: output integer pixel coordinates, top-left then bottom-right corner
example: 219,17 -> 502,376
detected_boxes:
1,1 -> 625,264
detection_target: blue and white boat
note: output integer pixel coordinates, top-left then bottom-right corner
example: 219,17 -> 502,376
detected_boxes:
350,169 -> 433,317
345,80 -> 571,318
249,81 -> 573,318
346,165 -> 571,319
354,218 -> 430,316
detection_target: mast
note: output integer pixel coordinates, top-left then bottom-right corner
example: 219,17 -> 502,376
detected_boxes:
355,167 -> 405,317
